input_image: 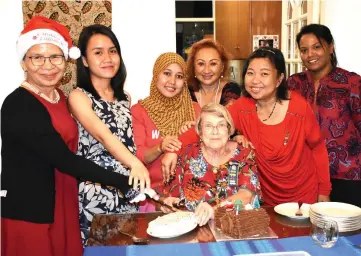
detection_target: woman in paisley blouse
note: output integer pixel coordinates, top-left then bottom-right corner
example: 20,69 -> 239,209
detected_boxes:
288,24 -> 361,207
159,103 -> 261,226
68,25 -> 150,246
187,39 -> 241,108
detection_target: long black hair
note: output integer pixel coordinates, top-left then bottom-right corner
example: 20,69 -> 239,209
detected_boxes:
296,24 -> 338,68
242,47 -> 289,100
77,24 -> 127,101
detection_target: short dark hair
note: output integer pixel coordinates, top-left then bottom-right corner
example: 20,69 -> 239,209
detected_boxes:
296,24 -> 338,68
242,47 -> 289,100
77,24 -> 127,101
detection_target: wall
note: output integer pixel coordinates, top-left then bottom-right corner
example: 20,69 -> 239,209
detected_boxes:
320,0 -> 361,75
251,0 -> 282,49
113,0 -> 176,105
0,0 -> 24,106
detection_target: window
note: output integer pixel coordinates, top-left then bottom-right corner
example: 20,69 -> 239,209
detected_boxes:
175,1 -> 215,60
281,0 -> 320,76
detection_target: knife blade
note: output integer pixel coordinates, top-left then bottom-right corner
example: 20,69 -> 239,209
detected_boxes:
145,194 -> 178,212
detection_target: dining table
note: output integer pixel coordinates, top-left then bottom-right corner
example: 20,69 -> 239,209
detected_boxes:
84,207 -> 361,256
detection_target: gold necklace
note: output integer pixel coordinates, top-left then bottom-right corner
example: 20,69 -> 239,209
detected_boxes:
21,81 -> 60,104
199,79 -> 220,107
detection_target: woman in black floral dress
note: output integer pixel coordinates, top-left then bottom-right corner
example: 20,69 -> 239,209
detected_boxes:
68,25 -> 150,246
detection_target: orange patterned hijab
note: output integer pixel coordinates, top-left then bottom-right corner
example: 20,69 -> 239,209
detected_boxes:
140,52 -> 196,137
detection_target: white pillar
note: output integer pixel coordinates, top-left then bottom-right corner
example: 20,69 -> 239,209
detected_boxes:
113,0 -> 176,105
321,0 -> 361,75
0,0 -> 24,105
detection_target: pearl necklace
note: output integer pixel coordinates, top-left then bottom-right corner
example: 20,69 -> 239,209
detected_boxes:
21,81 -> 60,104
256,99 -> 277,122
199,79 -> 220,107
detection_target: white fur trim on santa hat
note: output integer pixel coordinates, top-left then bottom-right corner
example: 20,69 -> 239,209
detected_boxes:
69,46 -> 81,60
17,28 -> 69,61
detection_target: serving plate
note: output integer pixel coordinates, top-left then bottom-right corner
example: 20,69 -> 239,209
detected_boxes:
274,202 -> 310,219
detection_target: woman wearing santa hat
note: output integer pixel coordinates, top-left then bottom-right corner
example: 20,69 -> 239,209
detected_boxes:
0,16 -> 151,256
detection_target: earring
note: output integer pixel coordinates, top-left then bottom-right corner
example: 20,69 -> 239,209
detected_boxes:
221,74 -> 224,78
195,75 -> 197,78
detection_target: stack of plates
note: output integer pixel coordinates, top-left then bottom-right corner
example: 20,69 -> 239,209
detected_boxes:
310,202 -> 361,232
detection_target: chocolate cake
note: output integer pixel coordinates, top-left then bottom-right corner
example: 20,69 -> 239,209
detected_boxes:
214,207 -> 270,238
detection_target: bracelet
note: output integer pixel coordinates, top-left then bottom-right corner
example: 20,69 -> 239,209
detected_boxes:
157,144 -> 163,153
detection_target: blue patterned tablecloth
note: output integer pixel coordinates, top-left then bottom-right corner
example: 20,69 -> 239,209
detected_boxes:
84,234 -> 361,256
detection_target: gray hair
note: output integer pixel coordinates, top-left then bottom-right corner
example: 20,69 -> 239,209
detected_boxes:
195,103 -> 235,136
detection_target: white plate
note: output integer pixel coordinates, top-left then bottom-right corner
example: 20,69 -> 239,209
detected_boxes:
147,211 -> 198,239
310,202 -> 361,218
274,203 -> 310,219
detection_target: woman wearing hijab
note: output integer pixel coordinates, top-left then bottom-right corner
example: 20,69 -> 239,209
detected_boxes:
131,52 -> 200,211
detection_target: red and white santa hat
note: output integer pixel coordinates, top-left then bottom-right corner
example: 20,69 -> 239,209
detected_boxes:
17,16 -> 80,61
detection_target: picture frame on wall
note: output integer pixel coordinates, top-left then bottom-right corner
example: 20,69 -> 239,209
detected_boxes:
253,35 -> 279,51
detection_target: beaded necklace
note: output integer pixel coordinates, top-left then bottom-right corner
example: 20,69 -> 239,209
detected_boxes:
21,81 -> 60,104
256,99 -> 277,122
199,79 -> 220,107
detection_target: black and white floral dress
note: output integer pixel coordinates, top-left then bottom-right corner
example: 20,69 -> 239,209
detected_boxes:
75,88 -> 138,246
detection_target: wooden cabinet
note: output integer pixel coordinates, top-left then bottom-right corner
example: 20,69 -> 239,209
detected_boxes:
216,1 -> 282,60
215,1 -> 251,59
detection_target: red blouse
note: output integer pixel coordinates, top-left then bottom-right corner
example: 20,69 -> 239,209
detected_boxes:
288,68 -> 361,181
179,92 -> 331,206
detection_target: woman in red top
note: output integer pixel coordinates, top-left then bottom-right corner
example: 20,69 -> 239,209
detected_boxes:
163,48 -> 331,206
131,53 -> 200,211
287,24 -> 361,207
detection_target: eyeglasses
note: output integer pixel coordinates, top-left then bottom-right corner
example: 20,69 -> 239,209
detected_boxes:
27,55 -> 65,66
202,123 -> 228,133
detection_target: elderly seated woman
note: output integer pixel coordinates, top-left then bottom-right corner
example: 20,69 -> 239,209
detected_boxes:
157,103 -> 261,226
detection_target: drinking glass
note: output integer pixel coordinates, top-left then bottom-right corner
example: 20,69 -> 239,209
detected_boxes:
311,219 -> 339,248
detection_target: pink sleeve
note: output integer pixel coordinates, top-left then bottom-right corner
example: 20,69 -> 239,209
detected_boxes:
305,103 -> 332,196
130,104 -> 146,163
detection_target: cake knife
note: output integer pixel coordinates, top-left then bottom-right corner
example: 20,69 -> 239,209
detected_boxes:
145,194 -> 178,212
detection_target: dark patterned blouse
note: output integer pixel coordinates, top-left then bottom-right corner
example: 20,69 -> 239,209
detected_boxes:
287,67 -> 361,181
156,142 -> 262,211
189,82 -> 241,106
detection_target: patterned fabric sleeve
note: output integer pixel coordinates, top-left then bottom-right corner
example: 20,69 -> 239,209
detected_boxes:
287,74 -> 300,91
154,149 -> 187,198
236,149 -> 262,201
349,73 -> 361,135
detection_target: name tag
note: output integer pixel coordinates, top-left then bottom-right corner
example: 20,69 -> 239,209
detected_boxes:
152,130 -> 160,139
0,190 -> 7,197
228,161 -> 239,187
